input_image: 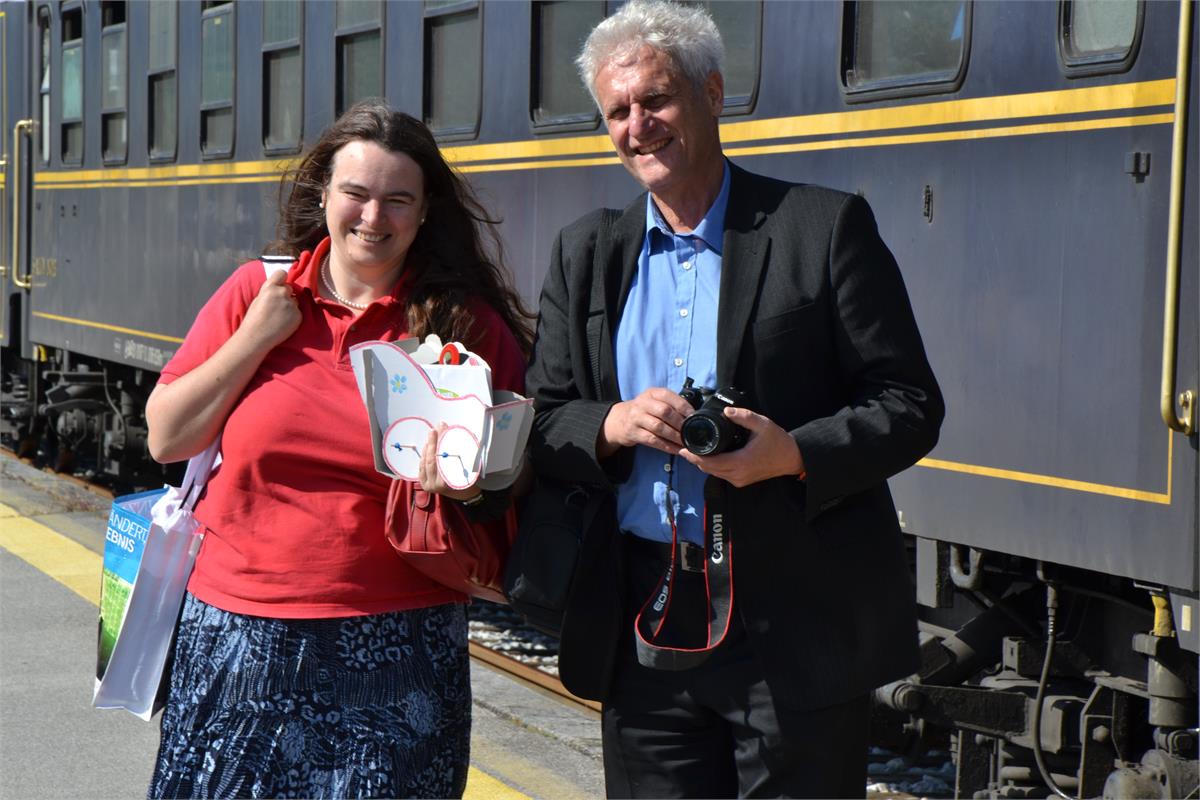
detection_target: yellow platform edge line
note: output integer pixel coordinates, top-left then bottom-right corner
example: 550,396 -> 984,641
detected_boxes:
0,501 -> 529,799
0,501 -> 101,605
463,766 -> 533,800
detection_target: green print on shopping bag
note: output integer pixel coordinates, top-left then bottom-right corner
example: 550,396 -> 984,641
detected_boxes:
97,488 -> 166,677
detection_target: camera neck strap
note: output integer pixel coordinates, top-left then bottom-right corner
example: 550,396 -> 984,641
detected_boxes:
633,473 -> 734,671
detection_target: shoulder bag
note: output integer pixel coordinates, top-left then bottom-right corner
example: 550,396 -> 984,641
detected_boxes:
503,208 -> 621,637
384,479 -> 516,604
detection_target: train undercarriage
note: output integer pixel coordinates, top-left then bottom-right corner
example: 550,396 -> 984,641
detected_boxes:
875,544 -> 1199,799
0,343 -> 175,490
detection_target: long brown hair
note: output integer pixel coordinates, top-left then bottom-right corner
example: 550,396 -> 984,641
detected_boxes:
270,100 -> 534,355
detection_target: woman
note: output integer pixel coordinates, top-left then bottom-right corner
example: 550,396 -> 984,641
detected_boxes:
145,101 -> 533,799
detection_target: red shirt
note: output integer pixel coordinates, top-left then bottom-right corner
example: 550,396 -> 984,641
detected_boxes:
159,238 -> 527,618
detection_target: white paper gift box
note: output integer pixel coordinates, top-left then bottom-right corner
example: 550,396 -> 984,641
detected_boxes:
349,337 -> 533,490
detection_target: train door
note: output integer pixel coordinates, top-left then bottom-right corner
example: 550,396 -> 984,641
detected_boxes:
0,3 -> 36,359
0,6 -> 18,346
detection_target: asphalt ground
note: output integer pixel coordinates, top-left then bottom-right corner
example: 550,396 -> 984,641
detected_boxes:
0,453 -> 603,800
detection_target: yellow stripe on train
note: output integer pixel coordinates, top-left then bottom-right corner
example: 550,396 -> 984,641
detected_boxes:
30,79 -> 1176,189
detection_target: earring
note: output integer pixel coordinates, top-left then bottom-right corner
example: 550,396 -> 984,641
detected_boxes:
318,200 -> 325,209
420,217 -> 426,225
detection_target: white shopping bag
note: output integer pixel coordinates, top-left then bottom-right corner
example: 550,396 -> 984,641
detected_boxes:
92,440 -> 217,720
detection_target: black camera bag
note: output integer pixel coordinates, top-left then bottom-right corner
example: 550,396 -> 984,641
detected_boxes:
503,479 -> 611,637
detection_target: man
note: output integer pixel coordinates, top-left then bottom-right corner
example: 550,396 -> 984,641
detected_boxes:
524,1 -> 944,797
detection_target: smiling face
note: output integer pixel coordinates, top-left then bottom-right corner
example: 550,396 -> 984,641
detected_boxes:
322,139 -> 428,277
594,45 -> 724,211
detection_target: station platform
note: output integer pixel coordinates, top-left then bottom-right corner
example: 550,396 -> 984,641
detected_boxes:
0,454 -> 603,800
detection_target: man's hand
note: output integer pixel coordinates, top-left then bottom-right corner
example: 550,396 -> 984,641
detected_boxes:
597,387 -> 696,459
677,407 -> 805,487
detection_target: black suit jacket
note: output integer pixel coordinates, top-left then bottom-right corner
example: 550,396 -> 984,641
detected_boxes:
525,163 -> 945,707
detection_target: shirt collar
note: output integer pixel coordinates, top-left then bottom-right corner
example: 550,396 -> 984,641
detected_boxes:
644,160 -> 732,254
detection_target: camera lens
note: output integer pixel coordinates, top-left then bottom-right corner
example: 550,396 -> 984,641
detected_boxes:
681,415 -> 720,456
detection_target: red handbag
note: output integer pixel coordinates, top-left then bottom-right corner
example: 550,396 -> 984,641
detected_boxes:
384,479 -> 516,604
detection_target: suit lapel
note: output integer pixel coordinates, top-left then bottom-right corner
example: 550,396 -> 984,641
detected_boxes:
593,171 -> 768,397
717,165 -> 769,386
593,195 -> 646,401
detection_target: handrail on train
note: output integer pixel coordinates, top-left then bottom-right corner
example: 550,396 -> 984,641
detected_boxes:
10,119 -> 34,290
1161,0 -> 1196,435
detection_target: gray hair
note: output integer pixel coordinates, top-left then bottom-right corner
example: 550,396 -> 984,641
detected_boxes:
577,0 -> 724,105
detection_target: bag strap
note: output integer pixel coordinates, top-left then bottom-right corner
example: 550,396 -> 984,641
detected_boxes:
261,254 -> 295,277
175,256 -> 294,509
178,437 -> 221,511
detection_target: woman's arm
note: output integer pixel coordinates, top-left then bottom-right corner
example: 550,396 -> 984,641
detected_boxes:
147,271 -> 301,463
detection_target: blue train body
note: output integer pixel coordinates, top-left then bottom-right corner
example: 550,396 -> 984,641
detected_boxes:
1,2 -> 1195,796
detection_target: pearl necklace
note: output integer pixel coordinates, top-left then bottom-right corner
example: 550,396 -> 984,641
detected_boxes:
320,256 -> 369,310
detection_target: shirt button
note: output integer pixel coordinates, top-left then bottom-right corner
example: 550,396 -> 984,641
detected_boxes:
679,308 -> 689,318
682,261 -> 692,271
674,357 -> 683,367
663,463 -> 672,473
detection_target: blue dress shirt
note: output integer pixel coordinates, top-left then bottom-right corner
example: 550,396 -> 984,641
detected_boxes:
612,164 -> 731,544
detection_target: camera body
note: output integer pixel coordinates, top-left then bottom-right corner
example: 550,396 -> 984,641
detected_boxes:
679,378 -> 748,456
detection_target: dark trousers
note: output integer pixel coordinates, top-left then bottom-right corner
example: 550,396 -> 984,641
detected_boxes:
601,536 -> 869,799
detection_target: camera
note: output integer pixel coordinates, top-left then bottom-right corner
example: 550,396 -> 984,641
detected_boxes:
679,378 -> 748,456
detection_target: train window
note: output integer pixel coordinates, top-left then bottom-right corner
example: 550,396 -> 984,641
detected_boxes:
263,0 -> 303,153
690,1 -> 761,113
531,1 -> 602,129
1059,0 -> 1143,75
201,2 -> 235,157
423,2 -> 481,138
148,0 -> 177,162
60,6 -> 83,164
335,0 -> 382,116
37,7 -> 50,164
101,2 -> 128,164
337,0 -> 382,30
840,0 -> 969,100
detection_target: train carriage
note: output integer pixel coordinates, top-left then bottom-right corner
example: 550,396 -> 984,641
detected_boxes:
1,1 -> 1195,797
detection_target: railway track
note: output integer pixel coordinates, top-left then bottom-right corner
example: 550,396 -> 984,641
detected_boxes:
468,641 -> 600,714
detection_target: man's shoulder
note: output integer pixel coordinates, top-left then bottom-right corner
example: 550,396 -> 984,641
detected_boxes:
560,206 -> 620,238
556,198 -> 641,253
732,168 -> 871,242
735,166 -> 855,214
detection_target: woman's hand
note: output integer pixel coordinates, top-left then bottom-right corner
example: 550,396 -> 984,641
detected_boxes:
418,424 -> 483,503
147,272 -> 302,464
240,270 -> 302,352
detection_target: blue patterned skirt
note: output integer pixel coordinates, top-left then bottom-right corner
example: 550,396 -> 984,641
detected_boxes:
148,594 -> 471,799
